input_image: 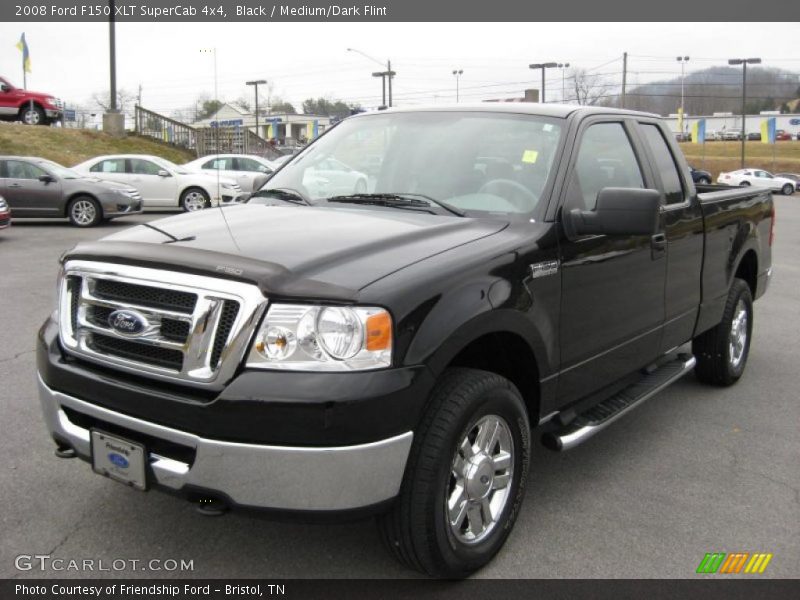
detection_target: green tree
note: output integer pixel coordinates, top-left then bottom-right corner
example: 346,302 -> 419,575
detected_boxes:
302,97 -> 360,118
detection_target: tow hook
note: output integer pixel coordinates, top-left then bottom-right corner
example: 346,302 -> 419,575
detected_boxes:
196,498 -> 228,517
54,444 -> 77,459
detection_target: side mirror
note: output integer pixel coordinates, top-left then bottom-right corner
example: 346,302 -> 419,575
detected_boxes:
0,84 -> 10,93
39,174 -> 56,184
157,169 -> 170,177
564,187 -> 661,238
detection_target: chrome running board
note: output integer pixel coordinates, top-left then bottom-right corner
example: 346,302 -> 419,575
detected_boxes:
542,354 -> 696,451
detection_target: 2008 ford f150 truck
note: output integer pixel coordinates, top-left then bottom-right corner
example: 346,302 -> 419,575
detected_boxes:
38,105 -> 773,577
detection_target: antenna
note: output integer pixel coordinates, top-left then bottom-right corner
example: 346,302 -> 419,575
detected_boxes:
200,47 -> 241,253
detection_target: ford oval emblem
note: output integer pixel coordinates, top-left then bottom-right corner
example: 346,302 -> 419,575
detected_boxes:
108,309 -> 148,336
108,453 -> 129,468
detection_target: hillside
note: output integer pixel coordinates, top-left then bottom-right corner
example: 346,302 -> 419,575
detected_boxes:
0,122 -> 196,167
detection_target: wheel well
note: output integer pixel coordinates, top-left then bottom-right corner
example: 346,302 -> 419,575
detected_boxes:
64,193 -> 100,217
735,250 -> 758,296
18,101 -> 44,115
447,332 -> 540,423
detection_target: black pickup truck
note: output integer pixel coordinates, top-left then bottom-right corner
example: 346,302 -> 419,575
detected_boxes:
37,105 -> 773,577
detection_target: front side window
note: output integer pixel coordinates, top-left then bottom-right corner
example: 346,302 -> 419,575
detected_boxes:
640,123 -> 685,204
130,159 -> 163,175
262,111 -> 564,217
6,160 -> 47,180
565,122 -> 644,211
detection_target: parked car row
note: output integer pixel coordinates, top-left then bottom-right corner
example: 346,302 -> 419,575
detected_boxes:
0,151 -> 296,228
679,129 -> 800,142
717,169 -> 798,195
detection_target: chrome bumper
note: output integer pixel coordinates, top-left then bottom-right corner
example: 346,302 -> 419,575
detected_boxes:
38,374 -> 413,511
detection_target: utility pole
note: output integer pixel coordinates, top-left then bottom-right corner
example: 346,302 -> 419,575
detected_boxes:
528,62 -> 558,103
676,56 -> 689,135
558,63 -> 570,102
372,71 -> 387,107
348,48 -> 395,108
621,52 -> 628,109
452,69 -> 463,102
102,0 -> 124,136
246,79 -> 267,138
728,57 -> 762,168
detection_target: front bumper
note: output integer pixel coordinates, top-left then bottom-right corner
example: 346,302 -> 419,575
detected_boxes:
38,374 -> 413,511
100,198 -> 143,218
45,108 -> 62,119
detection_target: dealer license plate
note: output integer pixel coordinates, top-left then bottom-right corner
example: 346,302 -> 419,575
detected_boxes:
91,430 -> 147,491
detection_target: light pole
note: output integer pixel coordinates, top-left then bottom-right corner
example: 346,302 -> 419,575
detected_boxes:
528,62 -> 558,103
558,62 -> 570,102
246,79 -> 267,137
728,57 -> 762,168
676,56 -> 690,135
200,47 -> 218,152
452,69 -> 463,102
348,47 -> 396,107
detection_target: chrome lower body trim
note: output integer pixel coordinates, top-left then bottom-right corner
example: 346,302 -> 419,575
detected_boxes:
38,374 -> 413,511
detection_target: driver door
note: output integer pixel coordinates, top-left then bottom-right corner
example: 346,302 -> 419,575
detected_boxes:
556,119 -> 667,403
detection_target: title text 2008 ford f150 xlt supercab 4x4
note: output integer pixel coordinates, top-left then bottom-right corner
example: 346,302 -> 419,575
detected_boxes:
37,105 -> 773,577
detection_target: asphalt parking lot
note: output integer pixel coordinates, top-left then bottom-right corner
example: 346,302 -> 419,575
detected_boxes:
1,201 -> 798,580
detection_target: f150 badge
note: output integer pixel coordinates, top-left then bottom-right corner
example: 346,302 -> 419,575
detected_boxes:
529,260 -> 560,279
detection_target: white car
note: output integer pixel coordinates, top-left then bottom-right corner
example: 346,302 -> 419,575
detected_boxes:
183,154 -> 274,193
72,154 -> 244,211
302,157 -> 369,199
717,169 -> 797,196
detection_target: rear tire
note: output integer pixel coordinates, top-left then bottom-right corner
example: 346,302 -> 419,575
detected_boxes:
67,196 -> 102,227
19,104 -> 46,126
698,177 -> 711,185
180,187 -> 210,212
740,181 -> 750,186
781,183 -> 794,196
377,368 -> 530,578
693,278 -> 753,386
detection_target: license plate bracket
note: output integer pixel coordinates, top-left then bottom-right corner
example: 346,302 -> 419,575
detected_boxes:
90,429 -> 147,491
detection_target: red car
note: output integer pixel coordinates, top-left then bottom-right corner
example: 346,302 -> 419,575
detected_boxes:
0,76 -> 62,125
0,195 -> 10,231
775,130 -> 792,141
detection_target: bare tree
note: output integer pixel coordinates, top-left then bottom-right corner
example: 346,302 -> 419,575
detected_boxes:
570,68 -> 604,106
92,89 -> 137,113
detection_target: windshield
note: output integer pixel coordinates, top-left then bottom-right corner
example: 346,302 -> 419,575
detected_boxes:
262,111 -> 564,217
37,160 -> 81,179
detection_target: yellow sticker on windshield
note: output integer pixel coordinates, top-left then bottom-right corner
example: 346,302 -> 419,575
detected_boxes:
522,150 -> 539,164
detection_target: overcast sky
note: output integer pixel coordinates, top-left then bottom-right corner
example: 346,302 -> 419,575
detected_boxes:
1,22 -> 797,115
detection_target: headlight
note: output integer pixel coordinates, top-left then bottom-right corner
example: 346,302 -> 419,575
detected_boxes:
0,196 -> 7,211
246,304 -> 392,371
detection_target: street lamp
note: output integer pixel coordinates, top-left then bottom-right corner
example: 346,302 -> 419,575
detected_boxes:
200,47 -> 218,152
558,62 -> 570,103
348,47 -> 396,107
676,56 -> 690,135
728,57 -> 762,169
452,69 -> 463,103
528,62 -> 558,103
246,79 -> 267,138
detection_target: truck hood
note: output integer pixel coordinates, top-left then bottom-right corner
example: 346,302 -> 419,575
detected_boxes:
65,204 -> 509,300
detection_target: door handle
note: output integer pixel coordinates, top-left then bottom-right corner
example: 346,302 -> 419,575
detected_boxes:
8,183 -> 22,188
651,233 -> 667,260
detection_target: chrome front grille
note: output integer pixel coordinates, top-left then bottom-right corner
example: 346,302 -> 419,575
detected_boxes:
59,261 -> 267,389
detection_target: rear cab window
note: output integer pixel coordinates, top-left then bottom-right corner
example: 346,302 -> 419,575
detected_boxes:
639,123 -> 687,205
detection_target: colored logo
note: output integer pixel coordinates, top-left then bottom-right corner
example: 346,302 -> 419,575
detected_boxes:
696,552 -> 773,574
107,453 -> 130,469
108,309 -> 148,336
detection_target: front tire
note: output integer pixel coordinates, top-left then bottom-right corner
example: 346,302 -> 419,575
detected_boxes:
698,177 -> 711,185
67,196 -> 102,227
378,368 -> 530,578
693,278 -> 753,386
19,104 -> 46,125
180,187 -> 210,212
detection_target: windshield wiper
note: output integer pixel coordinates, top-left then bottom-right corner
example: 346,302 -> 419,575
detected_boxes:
250,187 -> 312,205
326,193 -> 465,217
